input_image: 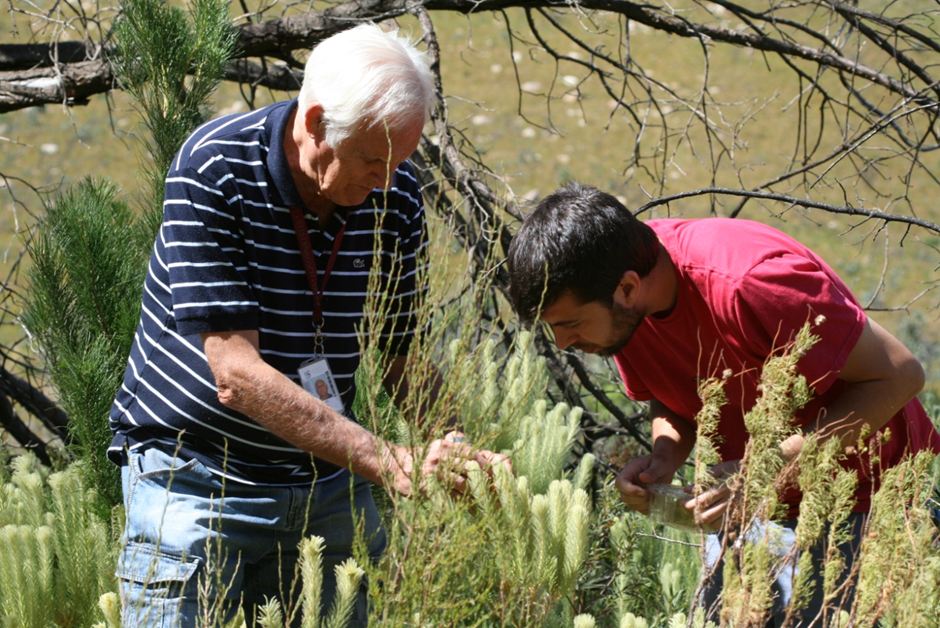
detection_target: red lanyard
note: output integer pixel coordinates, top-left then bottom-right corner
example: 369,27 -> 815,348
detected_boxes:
289,206 -> 348,329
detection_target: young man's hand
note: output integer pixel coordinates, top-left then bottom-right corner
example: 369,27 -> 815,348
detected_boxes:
684,459 -> 739,531
614,453 -> 679,514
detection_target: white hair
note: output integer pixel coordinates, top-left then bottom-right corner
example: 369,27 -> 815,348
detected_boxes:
299,23 -> 434,147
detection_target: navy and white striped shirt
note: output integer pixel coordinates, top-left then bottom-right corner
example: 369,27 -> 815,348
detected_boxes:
108,99 -> 428,485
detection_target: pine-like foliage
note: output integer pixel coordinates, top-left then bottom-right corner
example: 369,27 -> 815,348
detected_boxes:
449,331 -> 551,456
852,450 -> 938,627
111,0 -> 236,221
0,454 -> 117,627
362,462 -> 592,627
689,321 -> 940,628
713,322 -> 823,627
592,489 -> 701,628
347,245 -> 596,626
22,0 -> 237,510
22,179 -> 151,506
360,385 -> 594,626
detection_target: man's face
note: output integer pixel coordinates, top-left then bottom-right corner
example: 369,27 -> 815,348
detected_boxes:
540,291 -> 644,357
315,379 -> 330,399
311,117 -> 424,208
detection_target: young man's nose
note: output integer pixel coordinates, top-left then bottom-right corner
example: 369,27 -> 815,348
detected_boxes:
552,326 -> 575,351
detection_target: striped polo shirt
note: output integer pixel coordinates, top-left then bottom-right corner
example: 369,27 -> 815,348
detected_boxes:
108,99 -> 428,486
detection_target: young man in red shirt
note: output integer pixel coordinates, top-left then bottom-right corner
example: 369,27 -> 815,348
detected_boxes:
506,181 -> 940,625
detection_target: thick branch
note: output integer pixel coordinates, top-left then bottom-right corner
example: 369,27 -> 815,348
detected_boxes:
0,365 -> 70,440
1,0 -> 936,112
0,41 -> 100,70
0,59 -> 114,112
234,0 -> 401,58
0,392 -> 55,467
0,57 -> 303,111
224,59 -> 303,91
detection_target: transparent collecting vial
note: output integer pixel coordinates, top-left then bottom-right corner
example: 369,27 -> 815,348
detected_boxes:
645,483 -> 698,533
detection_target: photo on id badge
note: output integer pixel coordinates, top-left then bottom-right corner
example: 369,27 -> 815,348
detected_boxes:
299,357 -> 345,414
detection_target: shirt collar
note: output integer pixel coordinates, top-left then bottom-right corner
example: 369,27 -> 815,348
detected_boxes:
265,98 -> 306,210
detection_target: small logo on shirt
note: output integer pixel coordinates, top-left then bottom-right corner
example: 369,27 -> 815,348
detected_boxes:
353,258 -> 365,269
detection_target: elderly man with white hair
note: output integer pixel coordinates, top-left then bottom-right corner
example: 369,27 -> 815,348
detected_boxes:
109,23 -> 506,627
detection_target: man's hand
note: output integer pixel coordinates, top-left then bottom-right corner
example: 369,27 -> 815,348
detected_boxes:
615,453 -> 680,514
684,459 -> 739,531
384,431 -> 511,497
615,400 -> 697,515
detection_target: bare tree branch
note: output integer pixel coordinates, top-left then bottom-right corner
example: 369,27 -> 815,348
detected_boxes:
0,40 -> 99,70
415,5 -> 655,458
0,365 -> 70,439
636,186 -> 940,235
6,0 -> 940,466
0,59 -> 114,112
3,0 -> 939,112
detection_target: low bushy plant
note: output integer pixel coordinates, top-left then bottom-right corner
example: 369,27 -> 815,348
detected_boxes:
0,454 -> 118,627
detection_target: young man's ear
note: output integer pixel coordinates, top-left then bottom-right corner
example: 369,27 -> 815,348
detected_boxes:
614,271 -> 641,307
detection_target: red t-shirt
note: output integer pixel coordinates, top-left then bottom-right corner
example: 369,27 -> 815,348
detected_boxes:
614,218 -> 940,514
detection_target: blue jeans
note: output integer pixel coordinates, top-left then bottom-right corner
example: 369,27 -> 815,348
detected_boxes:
117,446 -> 386,628
701,514 -> 866,627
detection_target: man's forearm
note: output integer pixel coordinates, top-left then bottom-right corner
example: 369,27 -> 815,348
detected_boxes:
649,399 -> 697,472
204,330 -> 413,492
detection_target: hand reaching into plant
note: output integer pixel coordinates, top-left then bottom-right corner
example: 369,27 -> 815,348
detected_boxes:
383,431 -> 511,497
440,431 -> 512,494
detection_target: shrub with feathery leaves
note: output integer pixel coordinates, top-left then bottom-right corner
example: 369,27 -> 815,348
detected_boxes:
22,179 -> 151,507
21,0 -> 237,510
0,454 -> 117,627
111,0 -> 236,220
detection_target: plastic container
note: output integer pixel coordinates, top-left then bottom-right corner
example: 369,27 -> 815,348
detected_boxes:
645,483 -> 697,533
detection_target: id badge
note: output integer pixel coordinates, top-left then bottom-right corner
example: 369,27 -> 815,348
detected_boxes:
299,357 -> 345,414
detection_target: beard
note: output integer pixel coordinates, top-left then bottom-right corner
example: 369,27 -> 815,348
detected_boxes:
578,302 -> 645,357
